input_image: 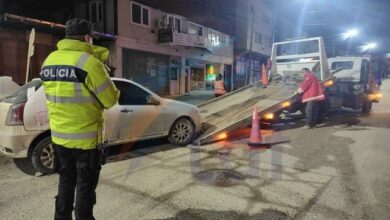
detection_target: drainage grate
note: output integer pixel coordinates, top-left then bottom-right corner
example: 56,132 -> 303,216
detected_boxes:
195,169 -> 243,187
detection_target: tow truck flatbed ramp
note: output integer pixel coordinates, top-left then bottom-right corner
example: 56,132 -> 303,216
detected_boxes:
194,82 -> 299,145
194,37 -> 332,145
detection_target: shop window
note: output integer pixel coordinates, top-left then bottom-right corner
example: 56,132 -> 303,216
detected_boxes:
206,64 -> 216,81
131,1 -> 150,26
191,67 -> 205,91
89,0 -> 103,23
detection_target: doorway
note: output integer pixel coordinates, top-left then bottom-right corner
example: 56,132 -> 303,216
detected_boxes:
224,64 -> 232,91
190,67 -> 205,91
185,67 -> 190,93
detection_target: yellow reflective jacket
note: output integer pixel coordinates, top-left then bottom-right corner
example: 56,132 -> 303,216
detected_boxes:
40,39 -> 120,149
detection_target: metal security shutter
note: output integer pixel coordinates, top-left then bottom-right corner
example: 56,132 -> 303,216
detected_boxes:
122,49 -> 169,95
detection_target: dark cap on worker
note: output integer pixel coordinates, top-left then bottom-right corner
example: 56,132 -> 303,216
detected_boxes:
65,18 -> 97,38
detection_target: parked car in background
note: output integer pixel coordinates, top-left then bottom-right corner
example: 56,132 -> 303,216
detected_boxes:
0,78 -> 201,174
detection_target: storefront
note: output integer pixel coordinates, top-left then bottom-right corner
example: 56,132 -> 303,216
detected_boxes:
187,59 -> 222,91
234,54 -> 265,89
122,49 -> 170,95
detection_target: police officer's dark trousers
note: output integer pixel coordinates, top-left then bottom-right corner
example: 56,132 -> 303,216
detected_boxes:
54,144 -> 101,220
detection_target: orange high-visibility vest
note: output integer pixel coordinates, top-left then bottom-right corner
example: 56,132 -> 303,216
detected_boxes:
214,80 -> 226,95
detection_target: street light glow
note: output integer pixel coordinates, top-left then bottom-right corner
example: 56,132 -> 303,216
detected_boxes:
360,42 -> 377,52
341,29 -> 359,40
366,43 -> 377,49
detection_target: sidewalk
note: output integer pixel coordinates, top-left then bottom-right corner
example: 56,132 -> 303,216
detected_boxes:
163,91 -> 215,106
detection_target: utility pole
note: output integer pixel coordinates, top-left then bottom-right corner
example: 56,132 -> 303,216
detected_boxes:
247,4 -> 255,85
271,0 -> 276,43
25,28 -> 35,84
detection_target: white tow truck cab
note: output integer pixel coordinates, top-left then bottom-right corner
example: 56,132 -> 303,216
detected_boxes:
327,56 -> 381,113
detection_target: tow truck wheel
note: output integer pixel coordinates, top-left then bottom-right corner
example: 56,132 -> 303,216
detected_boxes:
31,136 -> 55,174
299,104 -> 307,115
362,101 -> 372,114
168,118 -> 195,146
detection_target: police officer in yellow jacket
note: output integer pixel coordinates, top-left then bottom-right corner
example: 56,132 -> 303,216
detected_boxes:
40,18 -> 119,220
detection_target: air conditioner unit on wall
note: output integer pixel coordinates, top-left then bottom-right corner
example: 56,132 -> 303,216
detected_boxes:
159,19 -> 168,29
159,14 -> 169,29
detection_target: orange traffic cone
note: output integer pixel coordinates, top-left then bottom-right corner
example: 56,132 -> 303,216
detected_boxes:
261,64 -> 269,86
248,106 -> 268,147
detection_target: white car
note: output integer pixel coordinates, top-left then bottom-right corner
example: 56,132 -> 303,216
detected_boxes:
0,76 -> 20,99
0,78 -> 201,174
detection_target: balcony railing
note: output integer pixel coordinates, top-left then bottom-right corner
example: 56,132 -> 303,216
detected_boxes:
158,29 -> 217,52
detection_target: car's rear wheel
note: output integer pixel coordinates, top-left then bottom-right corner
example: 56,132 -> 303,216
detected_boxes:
168,118 -> 195,146
31,136 -> 55,174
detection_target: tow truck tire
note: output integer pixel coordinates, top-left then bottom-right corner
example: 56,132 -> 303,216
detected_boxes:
31,136 -> 55,174
362,101 -> 372,114
299,103 -> 306,115
168,118 -> 195,146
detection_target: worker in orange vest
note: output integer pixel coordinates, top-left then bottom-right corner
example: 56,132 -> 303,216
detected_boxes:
214,73 -> 226,97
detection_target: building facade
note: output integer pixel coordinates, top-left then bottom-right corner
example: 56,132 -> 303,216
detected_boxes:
134,0 -> 274,89
114,0 -> 234,95
232,0 -> 274,88
0,0 -> 116,84
2,0 -> 298,93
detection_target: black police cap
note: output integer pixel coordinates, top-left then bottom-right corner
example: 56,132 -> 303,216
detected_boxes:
65,18 -> 97,38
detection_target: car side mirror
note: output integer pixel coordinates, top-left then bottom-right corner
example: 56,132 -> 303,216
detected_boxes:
146,95 -> 160,105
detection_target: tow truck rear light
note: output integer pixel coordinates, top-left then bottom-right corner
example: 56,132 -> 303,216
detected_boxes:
217,132 -> 228,140
281,101 -> 291,108
6,103 -> 25,126
324,80 -> 334,87
264,113 -> 274,120
368,93 -> 383,101
367,94 -> 374,101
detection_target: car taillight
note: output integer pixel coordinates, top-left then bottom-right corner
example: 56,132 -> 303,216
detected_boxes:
6,103 -> 25,126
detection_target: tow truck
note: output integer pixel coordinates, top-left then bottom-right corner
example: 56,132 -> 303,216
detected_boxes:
327,56 -> 382,113
194,37 -> 334,145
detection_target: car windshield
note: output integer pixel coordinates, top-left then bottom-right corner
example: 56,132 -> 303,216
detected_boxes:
1,79 -> 42,104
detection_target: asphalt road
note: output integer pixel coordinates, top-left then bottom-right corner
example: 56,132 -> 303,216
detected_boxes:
1,80 -> 390,220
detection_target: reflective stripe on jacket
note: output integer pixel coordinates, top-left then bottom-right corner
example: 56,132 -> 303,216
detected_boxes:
214,80 -> 226,95
40,39 -> 120,149
298,72 -> 325,103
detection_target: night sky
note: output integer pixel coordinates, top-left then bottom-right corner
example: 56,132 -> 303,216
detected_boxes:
278,0 -> 390,54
